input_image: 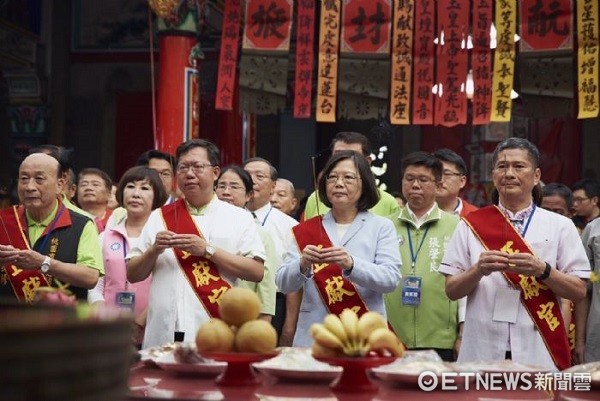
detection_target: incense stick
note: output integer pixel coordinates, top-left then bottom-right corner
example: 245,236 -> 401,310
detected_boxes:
0,214 -> 12,247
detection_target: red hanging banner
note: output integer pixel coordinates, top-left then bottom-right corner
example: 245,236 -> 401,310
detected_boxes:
435,0 -> 469,127
215,0 -> 242,111
412,0 -> 435,124
294,0 -> 316,118
472,0 -> 493,125
520,0 -> 573,53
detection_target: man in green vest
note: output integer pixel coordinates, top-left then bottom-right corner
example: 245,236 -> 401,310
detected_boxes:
384,151 -> 460,361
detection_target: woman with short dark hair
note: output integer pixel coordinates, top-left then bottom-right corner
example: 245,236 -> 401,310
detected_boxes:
276,150 -> 402,347
88,166 -> 167,346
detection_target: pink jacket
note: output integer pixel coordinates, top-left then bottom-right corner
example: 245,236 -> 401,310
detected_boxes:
102,221 -> 151,318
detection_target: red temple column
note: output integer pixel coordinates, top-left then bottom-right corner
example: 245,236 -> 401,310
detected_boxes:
149,3 -> 202,154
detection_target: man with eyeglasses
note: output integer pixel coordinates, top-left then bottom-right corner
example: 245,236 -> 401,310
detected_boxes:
384,152 -> 460,361
440,138 -> 590,371
571,178 -> 600,233
136,150 -> 178,205
126,139 -> 266,348
243,157 -> 299,346
434,149 -> 478,217
303,131 -> 400,220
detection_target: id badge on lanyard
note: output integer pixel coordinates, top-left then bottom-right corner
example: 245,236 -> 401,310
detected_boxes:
115,238 -> 135,311
116,291 -> 135,311
401,275 -> 422,306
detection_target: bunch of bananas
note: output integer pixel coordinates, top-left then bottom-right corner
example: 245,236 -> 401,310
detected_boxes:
310,309 -> 405,358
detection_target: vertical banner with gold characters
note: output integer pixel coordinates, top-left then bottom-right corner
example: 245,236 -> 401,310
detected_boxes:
294,0 -> 316,119
577,0 -> 599,118
239,0 -> 294,115
316,0 -> 341,122
434,0 -> 469,127
338,0 -> 392,120
472,0 -> 493,125
412,0 -> 435,125
390,0 -> 414,125
215,0 -> 242,111
490,0 -> 517,122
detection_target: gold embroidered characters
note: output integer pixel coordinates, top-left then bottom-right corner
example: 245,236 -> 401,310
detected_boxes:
325,276 -> 356,304
537,301 -> 561,331
519,274 -> 549,300
192,261 -> 220,287
22,276 -> 42,303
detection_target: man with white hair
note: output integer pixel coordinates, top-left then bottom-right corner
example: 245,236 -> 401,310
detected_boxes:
271,178 -> 298,216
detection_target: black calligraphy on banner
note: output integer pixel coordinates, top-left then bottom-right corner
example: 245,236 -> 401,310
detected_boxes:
412,0 -> 435,124
490,0 -> 516,122
216,0 -> 242,111
577,0 -> 599,118
341,0 -> 391,54
294,0 -> 316,118
390,1 -> 414,124
435,0 -> 468,127
520,0 -> 573,53
243,0 -> 293,50
472,0 -> 493,125
316,0 -> 341,122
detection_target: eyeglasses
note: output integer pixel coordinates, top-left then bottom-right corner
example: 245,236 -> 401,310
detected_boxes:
154,169 -> 173,178
442,170 -> 463,178
572,197 -> 590,203
215,182 -> 244,191
176,163 -> 213,174
326,174 -> 360,185
403,175 -> 437,185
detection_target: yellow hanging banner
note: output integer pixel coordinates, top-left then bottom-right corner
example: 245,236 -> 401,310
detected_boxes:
577,0 -> 599,119
390,0 -> 414,125
316,0 -> 341,122
490,0 -> 516,122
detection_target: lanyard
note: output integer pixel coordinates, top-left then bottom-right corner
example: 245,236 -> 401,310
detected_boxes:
520,204 -> 536,237
406,224 -> 430,273
33,204 -> 66,253
260,206 -> 273,227
122,237 -> 129,291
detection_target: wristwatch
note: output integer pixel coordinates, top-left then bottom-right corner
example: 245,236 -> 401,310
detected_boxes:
204,244 -> 216,260
536,262 -> 552,281
40,256 -> 52,273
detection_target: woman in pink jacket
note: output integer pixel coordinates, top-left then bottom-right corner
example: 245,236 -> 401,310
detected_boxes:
88,166 -> 167,346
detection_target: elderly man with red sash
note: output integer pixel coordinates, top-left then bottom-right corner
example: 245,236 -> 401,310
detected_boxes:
0,153 -> 103,302
126,139 -> 265,349
440,138 -> 590,370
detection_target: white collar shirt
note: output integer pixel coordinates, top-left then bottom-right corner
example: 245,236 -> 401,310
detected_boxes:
439,207 -> 590,370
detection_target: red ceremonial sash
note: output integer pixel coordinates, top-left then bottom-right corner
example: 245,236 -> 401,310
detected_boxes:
160,199 -> 231,318
463,206 -> 571,370
0,205 -> 51,303
292,216 -> 368,316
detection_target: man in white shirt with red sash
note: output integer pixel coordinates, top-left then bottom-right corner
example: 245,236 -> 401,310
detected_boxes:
127,140 -> 266,349
440,138 -> 590,370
